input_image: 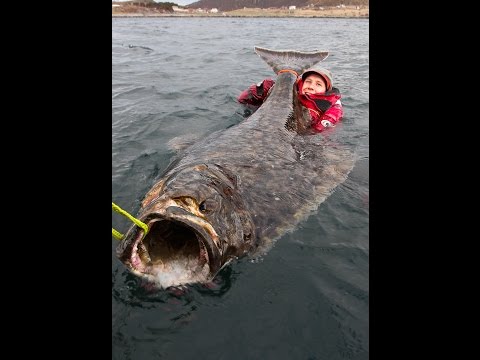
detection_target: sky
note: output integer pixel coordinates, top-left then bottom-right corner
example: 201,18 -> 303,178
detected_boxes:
171,1 -> 194,5
154,0 -> 194,4
114,1 -> 194,5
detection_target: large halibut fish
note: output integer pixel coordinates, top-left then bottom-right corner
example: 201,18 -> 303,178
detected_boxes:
116,46 -> 355,288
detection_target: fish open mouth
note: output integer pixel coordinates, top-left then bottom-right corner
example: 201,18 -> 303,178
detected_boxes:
120,210 -> 221,288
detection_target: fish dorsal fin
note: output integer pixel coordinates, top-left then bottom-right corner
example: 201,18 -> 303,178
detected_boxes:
254,46 -> 329,75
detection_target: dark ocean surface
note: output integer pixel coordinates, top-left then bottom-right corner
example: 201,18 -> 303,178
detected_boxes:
112,17 -> 369,360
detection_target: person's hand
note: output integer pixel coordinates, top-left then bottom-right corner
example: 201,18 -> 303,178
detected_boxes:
255,81 -> 264,97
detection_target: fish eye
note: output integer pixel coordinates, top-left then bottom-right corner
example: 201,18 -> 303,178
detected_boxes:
199,199 -> 217,213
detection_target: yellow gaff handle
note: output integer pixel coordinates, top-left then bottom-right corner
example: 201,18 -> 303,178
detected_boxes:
112,228 -> 123,240
112,202 -> 149,241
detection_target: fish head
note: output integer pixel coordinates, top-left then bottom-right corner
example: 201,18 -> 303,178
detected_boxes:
116,164 -> 255,288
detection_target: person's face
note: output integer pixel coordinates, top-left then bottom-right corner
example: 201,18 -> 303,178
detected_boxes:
302,74 -> 326,95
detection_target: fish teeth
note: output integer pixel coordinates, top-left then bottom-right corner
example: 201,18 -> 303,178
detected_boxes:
138,242 -> 152,263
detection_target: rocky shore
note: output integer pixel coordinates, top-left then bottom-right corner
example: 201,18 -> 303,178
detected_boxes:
112,6 -> 369,18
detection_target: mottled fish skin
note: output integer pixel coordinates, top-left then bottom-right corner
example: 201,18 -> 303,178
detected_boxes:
116,47 -> 355,289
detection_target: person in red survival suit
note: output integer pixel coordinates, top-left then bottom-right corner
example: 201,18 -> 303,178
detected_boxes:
237,67 -> 343,133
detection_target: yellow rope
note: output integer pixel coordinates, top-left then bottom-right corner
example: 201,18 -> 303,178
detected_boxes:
112,202 -> 149,241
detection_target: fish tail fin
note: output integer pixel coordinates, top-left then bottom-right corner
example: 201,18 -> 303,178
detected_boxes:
254,46 -> 329,75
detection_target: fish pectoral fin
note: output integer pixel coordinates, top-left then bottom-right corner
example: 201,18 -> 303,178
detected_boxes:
167,133 -> 204,152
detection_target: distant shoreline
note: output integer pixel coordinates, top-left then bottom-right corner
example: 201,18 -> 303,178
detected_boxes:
112,6 -> 369,19
112,15 -> 369,19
